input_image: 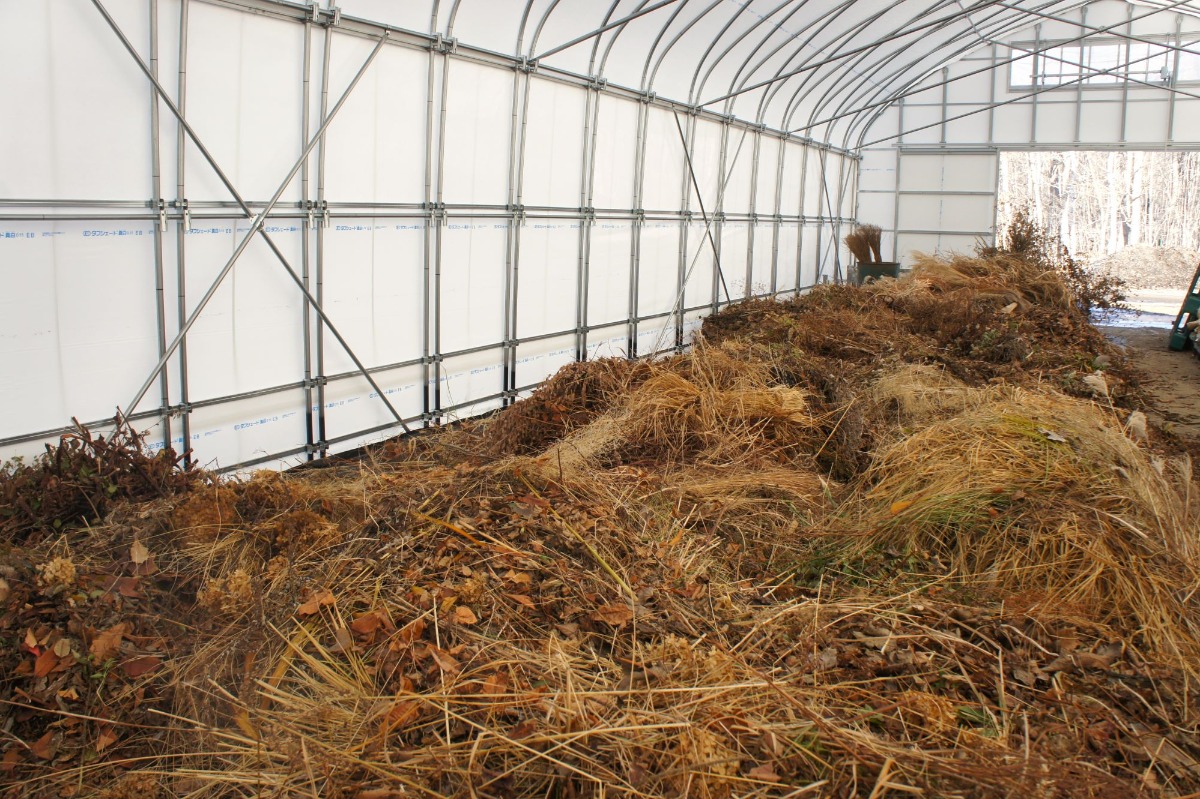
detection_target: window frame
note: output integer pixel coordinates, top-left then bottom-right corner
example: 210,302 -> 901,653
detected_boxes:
1006,34 -> 1200,91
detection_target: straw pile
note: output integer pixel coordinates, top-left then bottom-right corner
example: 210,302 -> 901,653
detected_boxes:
4,230 -> 1200,798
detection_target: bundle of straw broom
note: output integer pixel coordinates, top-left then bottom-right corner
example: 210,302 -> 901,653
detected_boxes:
845,223 -> 883,264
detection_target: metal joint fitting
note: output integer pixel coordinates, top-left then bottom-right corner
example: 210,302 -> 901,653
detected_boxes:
431,34 -> 457,54
173,198 -> 191,231
517,56 -> 538,73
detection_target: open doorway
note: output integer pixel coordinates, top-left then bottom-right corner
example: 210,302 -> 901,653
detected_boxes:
996,150 -> 1200,320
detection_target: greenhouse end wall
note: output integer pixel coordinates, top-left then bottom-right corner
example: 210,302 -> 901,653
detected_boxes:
0,0 -> 857,471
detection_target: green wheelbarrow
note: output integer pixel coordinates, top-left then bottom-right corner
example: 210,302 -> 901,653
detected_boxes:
1169,263 -> 1200,351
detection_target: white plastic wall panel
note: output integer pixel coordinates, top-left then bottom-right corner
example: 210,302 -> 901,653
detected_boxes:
683,223 -> 716,309
587,223 -> 634,326
751,225 -> 775,295
896,144 -> 996,265
176,223 -> 306,403
899,106 -> 943,145
642,107 -> 687,211
776,224 -> 799,293
688,119 -> 724,212
441,61 -> 513,206
0,0 -> 151,201
439,220 -> 507,353
1125,104 -> 1170,143
802,149 -> 823,216
323,366 -> 423,447
721,131 -> 755,214
636,322 -> 674,358
1076,102 -> 1124,144
944,113 -> 991,145
320,222 -> 425,371
186,391 -> 309,470
1174,101 -> 1200,135
856,190 -> 896,234
516,223 -> 580,338
638,223 -> 680,317
441,351 -> 504,416
515,336 -> 576,388
897,195 -> 994,233
720,223 -> 750,298
801,225 -> 821,284
1033,103 -> 1076,144
185,3 -> 305,203
991,104 -> 1033,145
591,95 -> 639,210
0,220 -> 159,437
899,153 -> 995,193
323,43 -> 428,204
756,137 -> 782,214
586,323 -> 629,360
779,143 -> 805,216
522,79 -> 587,208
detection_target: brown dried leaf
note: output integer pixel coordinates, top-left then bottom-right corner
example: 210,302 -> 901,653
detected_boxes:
95,727 -> 119,754
350,611 -> 385,636
428,646 -> 461,674
121,655 -> 162,678
504,570 -> 532,586
592,603 -> 635,627
29,732 -> 56,761
395,618 -> 426,646
747,764 -> 781,783
129,540 -> 150,565
297,588 -> 336,616
115,577 -> 143,598
33,649 -> 60,678
453,606 -> 478,625
507,593 -> 536,609
381,700 -> 420,733
90,622 -> 131,662
482,672 -> 510,696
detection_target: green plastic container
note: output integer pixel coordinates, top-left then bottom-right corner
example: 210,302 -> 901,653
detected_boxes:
855,261 -> 900,285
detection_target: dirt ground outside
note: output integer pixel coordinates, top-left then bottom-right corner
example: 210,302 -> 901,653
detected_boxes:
1100,314 -> 1200,438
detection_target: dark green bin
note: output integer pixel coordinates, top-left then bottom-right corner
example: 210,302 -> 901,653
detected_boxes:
855,262 -> 900,285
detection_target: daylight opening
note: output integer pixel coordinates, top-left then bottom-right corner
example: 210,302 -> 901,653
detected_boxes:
997,150 -> 1200,313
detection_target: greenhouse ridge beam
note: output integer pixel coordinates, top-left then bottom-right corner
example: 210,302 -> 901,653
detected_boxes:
89,0 -> 412,435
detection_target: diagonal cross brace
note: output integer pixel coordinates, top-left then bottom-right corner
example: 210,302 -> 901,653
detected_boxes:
91,0 -> 412,435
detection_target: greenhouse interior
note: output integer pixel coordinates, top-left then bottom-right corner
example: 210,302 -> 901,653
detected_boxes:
4,0 -> 1200,796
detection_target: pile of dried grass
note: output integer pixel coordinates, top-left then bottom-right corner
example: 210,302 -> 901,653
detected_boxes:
851,370 -> 1200,667
2,240 -> 1197,798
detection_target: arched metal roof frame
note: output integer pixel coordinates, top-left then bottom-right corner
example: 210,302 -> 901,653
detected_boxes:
722,0 -> 867,124
430,0 -> 1200,154
768,0 -> 977,131
804,0 -> 1089,146
844,0 -> 1200,150
811,0 -> 1091,145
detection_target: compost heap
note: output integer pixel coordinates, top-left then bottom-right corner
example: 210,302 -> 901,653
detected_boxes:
2,246 -> 1199,799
